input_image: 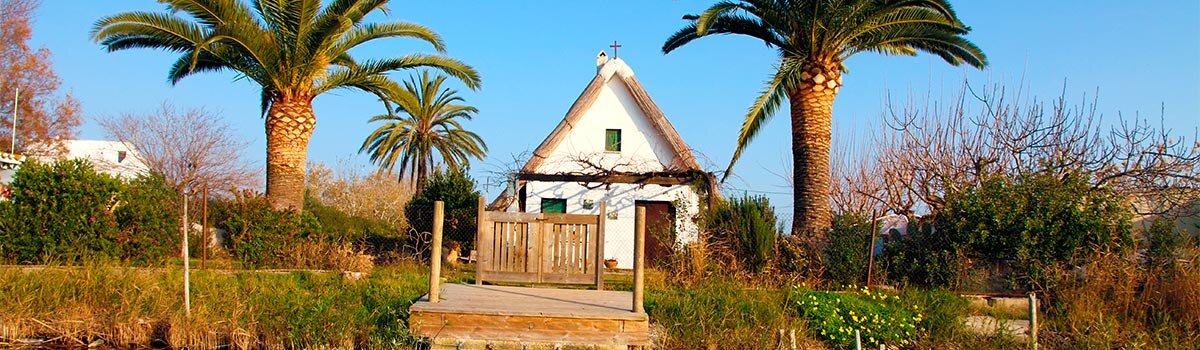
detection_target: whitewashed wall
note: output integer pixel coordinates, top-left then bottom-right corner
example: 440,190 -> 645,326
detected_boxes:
522,180 -> 700,268
537,62 -> 680,174
514,59 -> 702,268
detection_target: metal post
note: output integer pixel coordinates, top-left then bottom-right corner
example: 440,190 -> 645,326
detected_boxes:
854,329 -> 862,350
181,187 -> 191,317
201,185 -> 208,270
429,201 -> 444,303
633,206 -> 646,313
1029,292 -> 1038,350
10,86 -> 17,154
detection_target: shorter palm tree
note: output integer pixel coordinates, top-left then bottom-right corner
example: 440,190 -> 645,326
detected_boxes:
360,71 -> 487,190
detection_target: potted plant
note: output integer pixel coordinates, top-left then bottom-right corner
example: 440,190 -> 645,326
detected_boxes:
604,258 -> 618,269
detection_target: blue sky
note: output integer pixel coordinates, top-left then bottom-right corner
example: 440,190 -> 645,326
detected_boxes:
28,1 -> 1200,218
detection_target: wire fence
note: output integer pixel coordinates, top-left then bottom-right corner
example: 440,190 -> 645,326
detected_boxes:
401,203 -> 476,262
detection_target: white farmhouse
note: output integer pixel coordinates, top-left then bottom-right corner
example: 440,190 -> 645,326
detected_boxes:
38,140 -> 148,179
491,53 -> 716,268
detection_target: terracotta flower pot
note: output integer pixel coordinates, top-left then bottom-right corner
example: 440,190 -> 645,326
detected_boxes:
604,259 -> 618,269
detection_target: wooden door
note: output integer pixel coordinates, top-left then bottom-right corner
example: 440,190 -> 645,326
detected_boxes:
635,201 -> 675,266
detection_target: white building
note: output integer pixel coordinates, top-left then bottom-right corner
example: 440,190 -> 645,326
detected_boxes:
491,53 -> 716,268
40,140 -> 149,179
0,152 -> 24,188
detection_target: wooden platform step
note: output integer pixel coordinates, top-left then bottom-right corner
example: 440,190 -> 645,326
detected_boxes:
409,284 -> 649,348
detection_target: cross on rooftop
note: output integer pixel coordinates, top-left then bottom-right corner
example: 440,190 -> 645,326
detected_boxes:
609,41 -> 622,58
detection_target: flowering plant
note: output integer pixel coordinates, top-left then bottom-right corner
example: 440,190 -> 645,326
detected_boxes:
791,285 -> 921,349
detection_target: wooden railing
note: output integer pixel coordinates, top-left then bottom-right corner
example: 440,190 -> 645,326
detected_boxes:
474,197 -> 607,288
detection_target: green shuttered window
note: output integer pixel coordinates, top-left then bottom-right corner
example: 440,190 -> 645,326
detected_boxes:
541,198 -> 567,213
605,129 -> 621,152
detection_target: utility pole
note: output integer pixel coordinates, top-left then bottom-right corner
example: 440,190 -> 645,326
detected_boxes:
10,86 -> 17,154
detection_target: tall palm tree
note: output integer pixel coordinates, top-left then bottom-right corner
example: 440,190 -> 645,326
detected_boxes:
91,0 -> 481,209
360,71 -> 487,191
664,0 -> 986,236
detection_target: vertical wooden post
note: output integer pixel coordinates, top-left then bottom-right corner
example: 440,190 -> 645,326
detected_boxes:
475,196 -> 485,285
866,212 -> 879,287
429,201 -> 444,303
595,201 -> 606,290
1029,292 -> 1038,350
633,206 -> 646,313
854,329 -> 862,350
181,187 -> 191,317
201,185 -> 208,270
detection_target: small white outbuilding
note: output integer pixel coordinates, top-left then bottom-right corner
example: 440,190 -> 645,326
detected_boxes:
491,53 -> 716,268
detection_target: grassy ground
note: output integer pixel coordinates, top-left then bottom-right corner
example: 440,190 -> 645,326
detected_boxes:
3,261 -> 1191,349
0,262 -> 432,348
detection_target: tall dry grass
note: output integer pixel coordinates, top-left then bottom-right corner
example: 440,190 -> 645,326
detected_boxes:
1046,246 -> 1200,349
0,262 -> 428,348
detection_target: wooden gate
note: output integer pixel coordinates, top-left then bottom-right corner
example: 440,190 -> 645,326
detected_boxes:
475,198 -> 606,288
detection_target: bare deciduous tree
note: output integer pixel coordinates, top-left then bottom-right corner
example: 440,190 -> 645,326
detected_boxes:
99,103 -> 257,192
831,80 -> 1199,219
1,0 -> 81,157
306,160 -> 414,228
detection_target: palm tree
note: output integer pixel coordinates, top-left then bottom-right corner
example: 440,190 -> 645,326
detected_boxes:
663,0 -> 986,236
360,71 -> 487,191
92,0 -> 481,209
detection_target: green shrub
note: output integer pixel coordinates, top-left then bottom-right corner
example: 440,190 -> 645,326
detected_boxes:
304,194 -> 398,245
211,191 -> 319,268
791,286 -> 921,349
0,160 -> 123,263
825,214 -> 873,285
0,161 -> 184,264
883,221 -> 964,288
1147,218 -> 1182,268
705,195 -> 781,272
404,169 -> 479,252
937,171 -> 1131,290
886,171 -> 1132,291
114,175 -> 181,264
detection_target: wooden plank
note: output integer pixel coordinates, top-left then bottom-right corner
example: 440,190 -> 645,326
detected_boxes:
486,211 -> 541,222
480,219 -> 494,276
539,272 -> 597,284
596,201 -> 606,290
409,311 -> 650,345
478,271 -> 539,283
517,172 -> 695,186
520,222 -> 530,273
534,221 -> 544,282
542,213 -> 600,225
634,207 -> 645,313
475,196 -> 485,285
429,201 -> 444,303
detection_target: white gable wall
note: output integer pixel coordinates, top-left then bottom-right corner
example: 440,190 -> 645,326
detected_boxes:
517,60 -> 703,268
536,77 -> 679,174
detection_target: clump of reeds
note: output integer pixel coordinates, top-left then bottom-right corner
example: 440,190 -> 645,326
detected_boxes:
0,262 -> 427,349
1046,245 -> 1200,349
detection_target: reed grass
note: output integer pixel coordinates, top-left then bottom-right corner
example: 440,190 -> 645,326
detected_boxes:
0,261 -> 428,349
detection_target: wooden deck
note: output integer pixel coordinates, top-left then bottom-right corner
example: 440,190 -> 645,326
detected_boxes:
409,284 -> 649,347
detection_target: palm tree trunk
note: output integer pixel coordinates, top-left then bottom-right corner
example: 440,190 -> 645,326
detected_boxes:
265,97 -> 316,210
788,61 -> 842,239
